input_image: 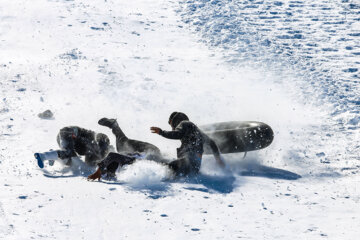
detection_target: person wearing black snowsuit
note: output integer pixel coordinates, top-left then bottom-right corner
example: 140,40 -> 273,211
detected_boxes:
35,126 -> 110,167
87,113 -> 225,180
87,118 -> 162,180
151,112 -> 225,176
56,126 -> 110,165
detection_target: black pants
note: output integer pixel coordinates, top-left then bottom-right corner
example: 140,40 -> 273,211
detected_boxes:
99,152 -> 201,177
111,123 -> 161,156
98,152 -> 136,173
168,153 -> 201,176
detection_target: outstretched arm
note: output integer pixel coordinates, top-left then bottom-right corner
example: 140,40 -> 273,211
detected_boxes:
150,126 -> 184,139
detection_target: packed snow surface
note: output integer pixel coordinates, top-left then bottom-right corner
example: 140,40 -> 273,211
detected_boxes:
0,0 -> 359,239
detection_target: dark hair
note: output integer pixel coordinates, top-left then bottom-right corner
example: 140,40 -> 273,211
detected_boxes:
169,112 -> 189,129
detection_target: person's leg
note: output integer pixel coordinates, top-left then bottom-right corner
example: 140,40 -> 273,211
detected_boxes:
34,151 -> 59,168
98,118 -> 161,155
98,118 -> 128,152
188,153 -> 202,174
34,129 -> 76,168
167,154 -> 201,177
106,162 -> 119,174
123,139 -> 161,156
98,152 -> 136,172
87,152 -> 136,180
168,158 -> 192,177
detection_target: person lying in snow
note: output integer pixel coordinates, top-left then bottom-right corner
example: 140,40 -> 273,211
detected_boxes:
87,117 -> 163,180
34,126 -> 111,168
97,117 -> 161,156
87,112 -> 225,180
35,117 -> 160,170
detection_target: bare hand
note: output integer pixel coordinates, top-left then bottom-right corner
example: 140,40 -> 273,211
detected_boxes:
150,127 -> 162,134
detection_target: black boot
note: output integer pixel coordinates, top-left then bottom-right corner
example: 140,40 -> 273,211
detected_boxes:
98,118 -> 117,128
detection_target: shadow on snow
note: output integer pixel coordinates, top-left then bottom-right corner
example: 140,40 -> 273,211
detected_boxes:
40,155 -> 301,196
236,160 -> 302,180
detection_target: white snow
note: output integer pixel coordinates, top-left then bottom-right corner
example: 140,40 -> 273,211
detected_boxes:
0,0 -> 359,239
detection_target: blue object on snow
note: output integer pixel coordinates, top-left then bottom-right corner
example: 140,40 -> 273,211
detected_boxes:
34,153 -> 44,168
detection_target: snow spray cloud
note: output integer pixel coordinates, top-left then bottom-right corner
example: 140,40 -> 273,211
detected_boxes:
117,160 -> 170,191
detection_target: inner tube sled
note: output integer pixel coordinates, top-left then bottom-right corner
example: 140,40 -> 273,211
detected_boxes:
200,121 -> 274,154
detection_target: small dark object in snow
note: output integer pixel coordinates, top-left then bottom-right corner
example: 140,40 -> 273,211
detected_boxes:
91,27 -> 104,31
17,88 -> 26,92
18,195 -> 28,199
38,110 -> 54,119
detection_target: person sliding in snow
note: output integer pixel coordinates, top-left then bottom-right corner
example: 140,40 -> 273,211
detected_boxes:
87,112 -> 225,180
87,118 -> 162,180
34,126 -> 111,168
151,112 -> 225,175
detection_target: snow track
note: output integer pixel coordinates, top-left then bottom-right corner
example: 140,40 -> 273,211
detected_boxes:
179,0 -> 360,170
0,0 -> 359,239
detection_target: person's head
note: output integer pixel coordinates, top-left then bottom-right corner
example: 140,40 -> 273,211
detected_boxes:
96,133 -> 110,154
168,112 -> 189,130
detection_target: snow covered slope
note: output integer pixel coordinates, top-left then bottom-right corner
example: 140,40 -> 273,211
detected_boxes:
180,0 -> 360,167
0,0 -> 359,239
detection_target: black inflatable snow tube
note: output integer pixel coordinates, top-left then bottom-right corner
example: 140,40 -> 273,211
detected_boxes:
200,121 -> 274,154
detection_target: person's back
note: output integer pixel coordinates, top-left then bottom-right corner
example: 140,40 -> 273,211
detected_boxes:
35,126 -> 110,168
57,126 -> 95,155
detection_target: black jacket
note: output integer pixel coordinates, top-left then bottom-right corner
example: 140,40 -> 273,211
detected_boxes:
57,126 -> 108,163
159,120 -> 220,159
